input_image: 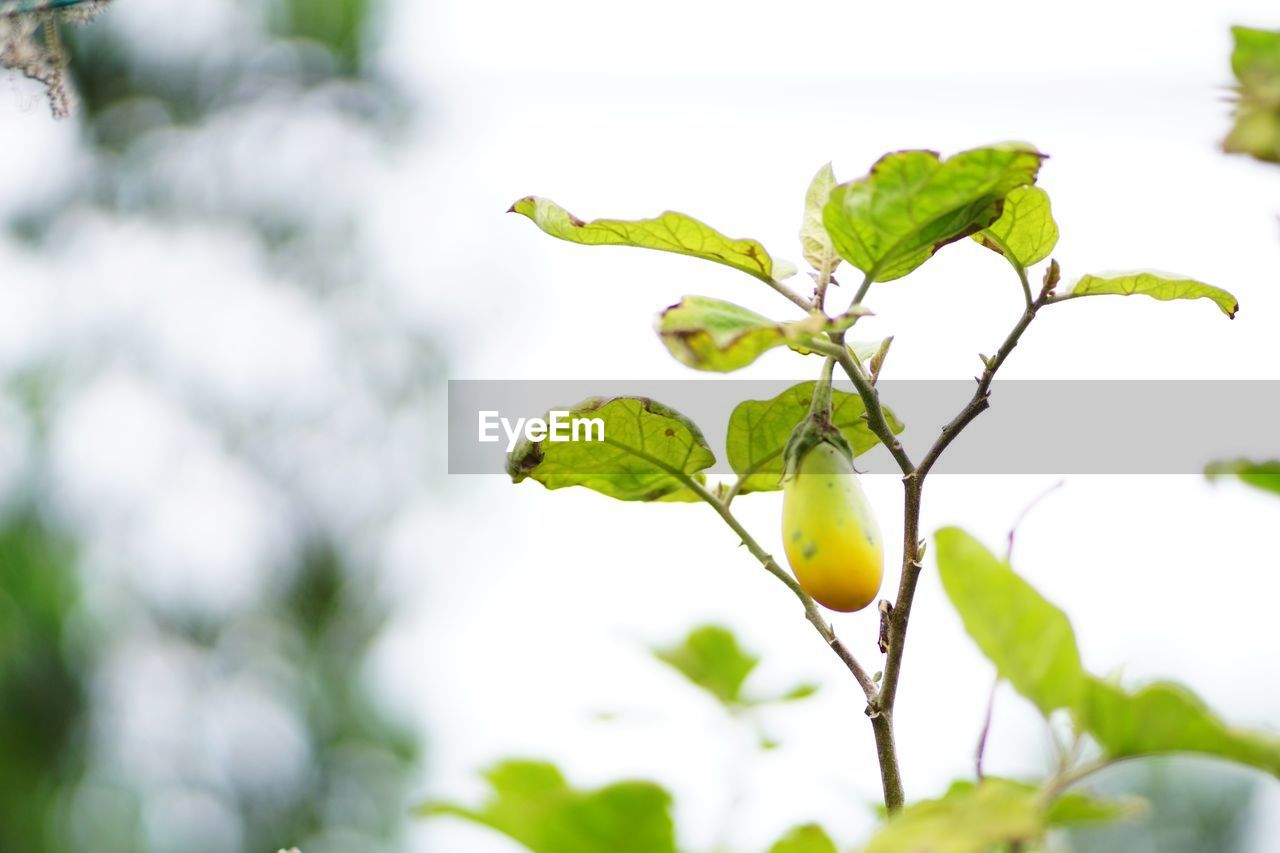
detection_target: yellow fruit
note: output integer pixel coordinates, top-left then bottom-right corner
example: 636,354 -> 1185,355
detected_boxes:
782,441 -> 883,612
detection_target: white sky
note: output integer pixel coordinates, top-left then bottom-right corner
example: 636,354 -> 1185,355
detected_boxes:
3,0 -> 1280,851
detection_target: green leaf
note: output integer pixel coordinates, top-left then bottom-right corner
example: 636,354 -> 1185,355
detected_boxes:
770,823 -> 838,853
799,163 -> 841,278
420,759 -> 678,853
1045,790 -> 1147,827
774,682 -> 821,702
725,381 -> 904,495
1066,272 -> 1238,318
1206,459 -> 1280,497
654,625 -> 758,706
1232,26 -> 1280,78
973,186 -> 1059,269
656,296 -> 863,372
1226,27 -> 1280,164
863,778 -> 1142,853
862,778 -> 1044,853
507,397 -> 714,502
934,528 -> 1085,716
1079,678 -> 1280,777
510,196 -> 781,283
823,143 -> 1046,282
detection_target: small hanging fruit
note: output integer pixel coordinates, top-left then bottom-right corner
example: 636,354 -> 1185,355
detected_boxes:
779,360 -> 883,613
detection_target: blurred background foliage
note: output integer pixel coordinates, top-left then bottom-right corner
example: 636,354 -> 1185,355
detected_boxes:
2,3 -> 1277,852
1226,26 -> 1280,164
1,0 -> 429,850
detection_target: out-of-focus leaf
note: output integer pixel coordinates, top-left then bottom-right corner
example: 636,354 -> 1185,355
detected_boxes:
823,144 -> 1045,282
1232,25 -> 1280,78
1206,459 -> 1280,497
1065,272 -> 1238,318
770,823 -> 838,853
936,532 -> 1280,779
799,163 -> 841,279
1079,678 -> 1280,777
774,682 -> 821,702
507,397 -> 714,502
1226,26 -> 1280,163
510,197 -> 782,283
1045,790 -> 1147,827
973,186 -> 1058,269
0,511 -> 90,851
274,0 -> 371,70
934,528 -> 1085,716
656,297 -> 862,372
420,760 -> 678,853
864,778 -> 1141,853
725,381 -> 903,495
654,625 -> 758,706
862,778 -> 1044,853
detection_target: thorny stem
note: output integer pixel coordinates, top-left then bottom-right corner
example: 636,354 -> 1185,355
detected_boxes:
702,262 -> 1058,814
830,340 -> 914,476
819,269 -> 1058,813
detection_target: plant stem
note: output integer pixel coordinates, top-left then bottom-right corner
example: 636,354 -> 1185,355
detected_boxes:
830,337 -> 915,476
829,284 -> 1055,813
767,277 -> 815,312
684,479 -> 880,702
917,291 -> 1049,479
721,265 -> 1057,814
975,676 -> 999,780
1042,756 -> 1120,801
1015,264 -> 1033,309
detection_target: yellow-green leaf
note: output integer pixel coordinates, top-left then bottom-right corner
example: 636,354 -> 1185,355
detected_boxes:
726,381 -> 903,495
934,528 -> 1085,716
770,824 -> 838,853
823,143 -> 1046,282
1226,26 -> 1280,164
654,625 -> 758,707
1079,678 -> 1280,777
863,778 -> 1141,853
973,185 -> 1059,269
507,397 -> 714,502
510,196 -> 780,283
1206,459 -> 1280,497
799,163 -> 841,278
863,779 -> 1043,853
419,760 -> 678,853
656,296 -> 862,372
1066,272 -> 1238,318
1045,790 -> 1147,827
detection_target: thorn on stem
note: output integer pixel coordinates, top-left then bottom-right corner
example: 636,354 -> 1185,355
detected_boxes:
877,600 -> 893,653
